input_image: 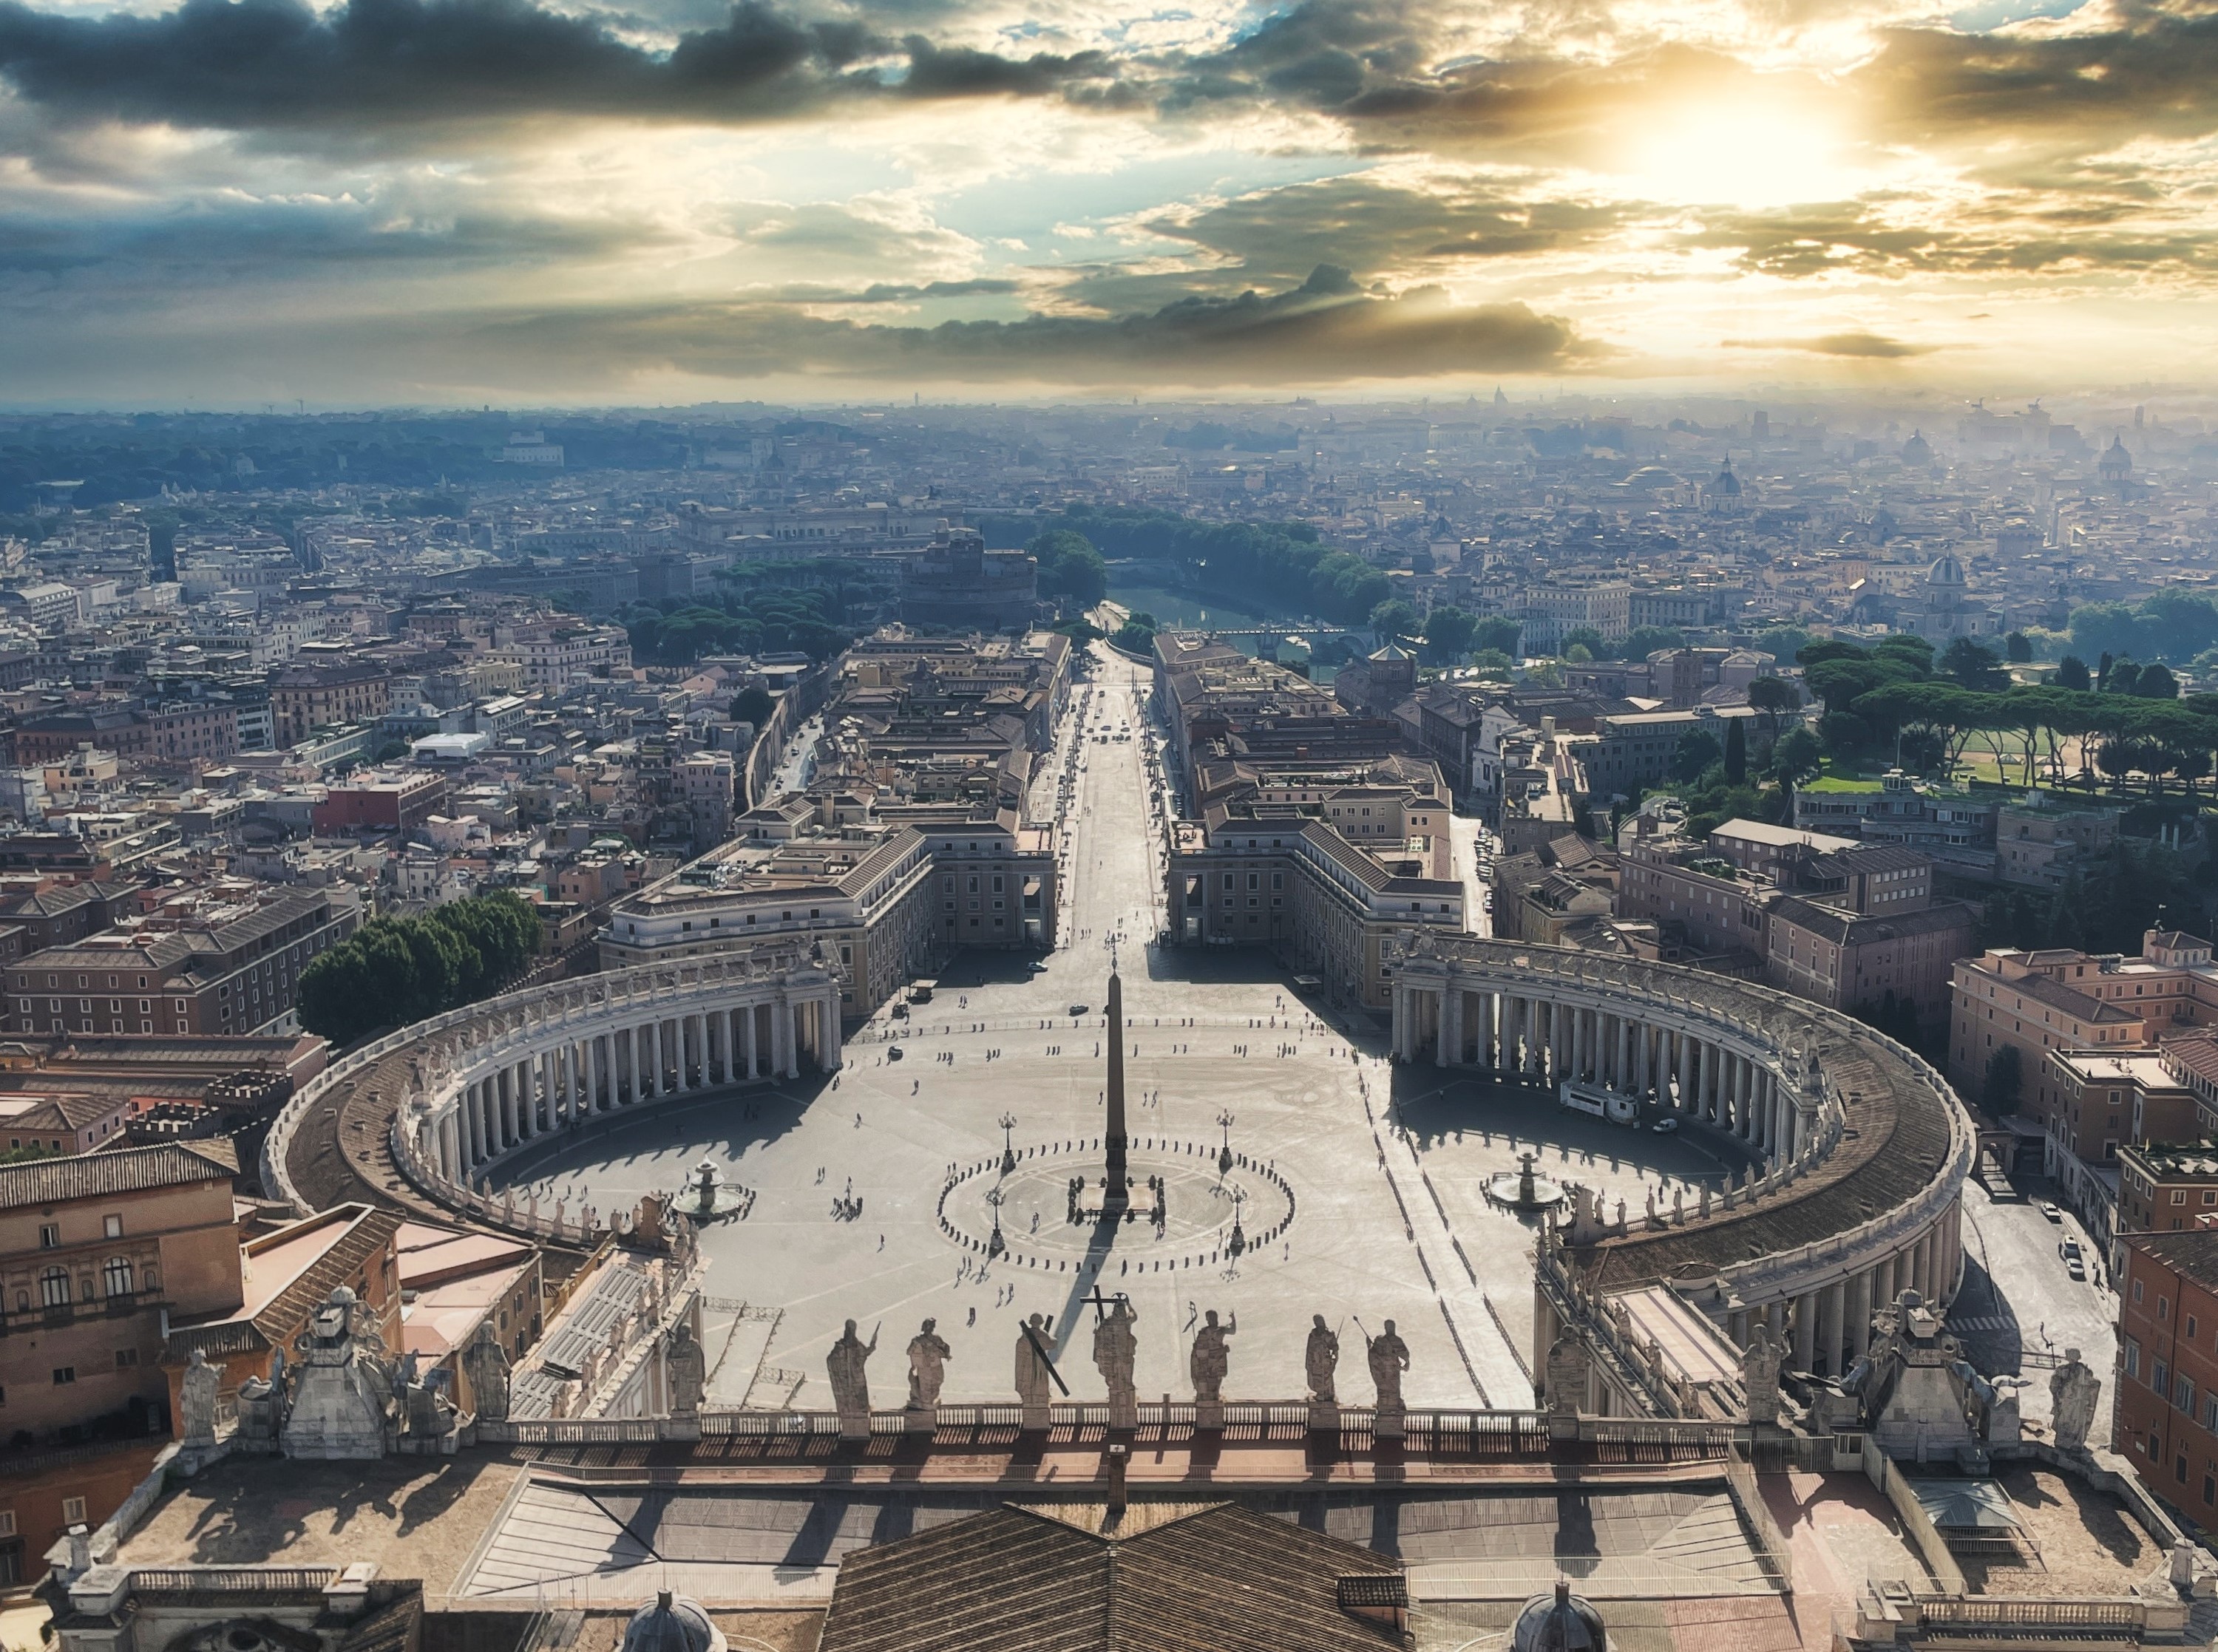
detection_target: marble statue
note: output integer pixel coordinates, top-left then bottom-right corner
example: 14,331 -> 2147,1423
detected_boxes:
1304,1314 -> 1340,1404
1014,1312 -> 1056,1427
1743,1319 -> 1785,1427
906,1318 -> 952,1411
180,1347 -> 220,1444
462,1322 -> 512,1422
2050,1347 -> 2101,1453
828,1319 -> 878,1436
1093,1297 -> 1139,1430
1190,1310 -> 1235,1403
666,1321 -> 707,1416
1366,1319 -> 1410,1413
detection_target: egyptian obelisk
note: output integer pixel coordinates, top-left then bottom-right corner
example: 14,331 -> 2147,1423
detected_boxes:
1104,968 -> 1129,1209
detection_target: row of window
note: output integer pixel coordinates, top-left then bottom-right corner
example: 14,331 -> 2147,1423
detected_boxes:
21,1256 -> 144,1308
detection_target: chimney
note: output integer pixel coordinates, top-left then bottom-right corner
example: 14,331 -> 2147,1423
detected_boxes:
1105,1443 -> 1128,1523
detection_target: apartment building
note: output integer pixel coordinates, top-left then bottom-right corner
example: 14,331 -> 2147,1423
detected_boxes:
2117,1230 -> 2218,1517
1520,577 -> 1631,651
1166,791 -> 1464,1012
268,657 -> 396,746
0,1141 -> 256,1574
1949,931 -> 2217,1128
6,886 -> 362,1038
599,798 -> 1057,1021
498,622 -> 632,687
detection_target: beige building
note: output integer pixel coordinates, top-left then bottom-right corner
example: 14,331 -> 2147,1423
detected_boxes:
0,1141 -> 242,1443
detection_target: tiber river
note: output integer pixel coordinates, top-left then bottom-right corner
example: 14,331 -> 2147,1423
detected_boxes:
1105,573 -> 1344,681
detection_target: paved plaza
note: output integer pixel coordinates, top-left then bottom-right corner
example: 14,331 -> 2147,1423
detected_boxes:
492,650 -> 1772,1413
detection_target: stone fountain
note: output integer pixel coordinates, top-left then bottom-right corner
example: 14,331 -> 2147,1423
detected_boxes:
674,1159 -> 750,1223
1487,1149 -> 1567,1214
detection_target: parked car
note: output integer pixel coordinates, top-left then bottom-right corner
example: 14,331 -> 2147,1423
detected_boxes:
2061,1237 -> 2083,1262
1652,1118 -> 1680,1134
1069,1004 -> 1090,1016
2041,1203 -> 2063,1223
2066,1257 -> 2087,1282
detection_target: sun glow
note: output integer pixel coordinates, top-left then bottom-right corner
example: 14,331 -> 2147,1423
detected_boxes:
1621,101 -> 1856,208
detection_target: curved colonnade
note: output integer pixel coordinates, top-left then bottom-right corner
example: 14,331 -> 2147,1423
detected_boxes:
262,948 -> 844,1237
1391,934 -> 1975,1383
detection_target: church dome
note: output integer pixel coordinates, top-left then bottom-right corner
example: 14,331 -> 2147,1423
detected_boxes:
1369,642 -> 1414,664
2100,434 -> 2133,479
1514,1581 -> 1607,1652
1902,429 -> 1932,466
1712,460 -> 1742,496
1926,553 -> 1967,589
623,1594 -> 725,1652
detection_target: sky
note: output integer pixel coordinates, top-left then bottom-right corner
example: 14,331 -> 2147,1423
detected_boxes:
4,0 -> 2218,405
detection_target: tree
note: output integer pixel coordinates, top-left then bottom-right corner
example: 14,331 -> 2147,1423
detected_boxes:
1747,674 -> 1800,740
2107,658 -> 2143,696
1723,715 -> 1746,783
2137,662 -> 2181,700
1369,599 -> 1418,645
1939,637 -> 2009,692
2006,631 -> 2033,663
1026,528 -> 1108,608
1672,729 -> 1724,785
1472,615 -> 1523,657
1621,625 -> 1686,659
730,686 -> 775,728
1982,1045 -> 2023,1115
1561,625 -> 1607,659
1566,642 -> 1593,663
1771,726 -> 1824,792
2057,654 -> 2092,691
297,891 -> 543,1047
1471,647 -> 1513,675
1421,605 -> 1477,663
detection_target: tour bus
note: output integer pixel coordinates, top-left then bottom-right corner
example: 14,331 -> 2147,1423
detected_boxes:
1559,1078 -> 1642,1125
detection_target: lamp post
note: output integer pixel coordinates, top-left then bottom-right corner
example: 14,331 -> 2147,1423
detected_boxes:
999,1112 -> 1018,1179
1216,1110 -> 1235,1178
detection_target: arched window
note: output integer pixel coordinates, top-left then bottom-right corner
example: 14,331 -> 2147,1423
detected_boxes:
103,1257 -> 134,1298
39,1267 -> 69,1308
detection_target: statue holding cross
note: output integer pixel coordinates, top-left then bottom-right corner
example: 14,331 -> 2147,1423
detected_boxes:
1088,1288 -> 1140,1431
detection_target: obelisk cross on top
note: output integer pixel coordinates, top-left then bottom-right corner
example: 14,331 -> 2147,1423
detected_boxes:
1104,967 -> 1129,1209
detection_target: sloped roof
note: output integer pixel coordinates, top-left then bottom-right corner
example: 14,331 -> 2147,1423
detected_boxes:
0,1138 -> 234,1210
817,1502 -> 1402,1652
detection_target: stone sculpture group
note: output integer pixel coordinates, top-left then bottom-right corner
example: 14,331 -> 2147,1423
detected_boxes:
804,1307 -> 1411,1429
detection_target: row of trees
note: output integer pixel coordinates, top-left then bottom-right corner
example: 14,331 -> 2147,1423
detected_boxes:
1798,635 -> 2218,787
1025,530 -> 1110,610
297,891 -> 543,1047
617,574 -> 866,667
1048,505 -> 1393,627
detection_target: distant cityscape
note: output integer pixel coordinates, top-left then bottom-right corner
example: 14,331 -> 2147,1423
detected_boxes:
8,392 -> 2218,1650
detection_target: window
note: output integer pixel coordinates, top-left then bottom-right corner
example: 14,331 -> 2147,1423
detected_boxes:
51,1367 -> 74,1386
39,1268 -> 68,1308
2178,1375 -> 2196,1413
114,1348 -> 136,1369
2155,1359 -> 2171,1397
38,1224 -> 58,1249
103,1257 -> 133,1297
104,1214 -> 122,1239
60,1497 -> 84,1525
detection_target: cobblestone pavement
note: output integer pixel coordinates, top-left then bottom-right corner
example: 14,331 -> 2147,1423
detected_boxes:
498,645 -> 1748,1413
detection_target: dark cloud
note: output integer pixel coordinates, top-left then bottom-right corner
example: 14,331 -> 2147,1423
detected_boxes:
1725,331 -> 1937,358
0,196 -> 659,278
0,0 -> 1118,132
1859,2 -> 2218,162
451,262 -> 1587,387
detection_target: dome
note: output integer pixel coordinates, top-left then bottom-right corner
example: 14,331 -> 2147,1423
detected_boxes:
1926,553 -> 1967,589
623,1594 -> 725,1652
1712,460 -> 1741,496
1514,1581 -> 1607,1652
1369,642 -> 1413,663
1902,429 -> 1932,465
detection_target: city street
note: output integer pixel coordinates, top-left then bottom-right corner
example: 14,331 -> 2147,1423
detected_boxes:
1949,1175 -> 2121,1438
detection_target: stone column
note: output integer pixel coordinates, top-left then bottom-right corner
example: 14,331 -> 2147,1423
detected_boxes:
1848,1268 -> 1875,1365
1437,988 -> 1459,1067
1793,1291 -> 1817,1374
822,990 -> 844,1071
629,1024 -> 645,1102
745,1003 -> 760,1079
1819,1280 -> 1845,1378
721,1011 -> 737,1084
